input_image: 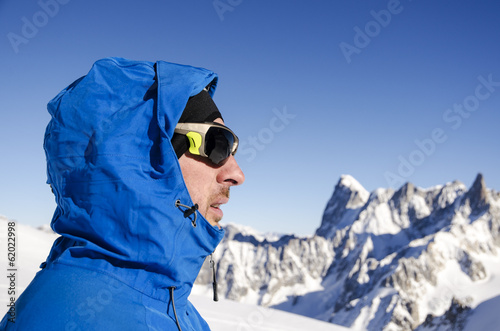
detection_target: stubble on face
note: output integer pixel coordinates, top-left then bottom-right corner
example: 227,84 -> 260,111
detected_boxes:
202,187 -> 230,226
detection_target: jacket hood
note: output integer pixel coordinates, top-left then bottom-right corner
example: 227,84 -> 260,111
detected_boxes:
43,57 -> 225,303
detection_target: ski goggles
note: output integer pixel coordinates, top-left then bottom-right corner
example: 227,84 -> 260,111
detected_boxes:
174,122 -> 239,165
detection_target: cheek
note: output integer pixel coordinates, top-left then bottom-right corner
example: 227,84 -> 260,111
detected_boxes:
179,158 -> 216,205
190,173 -> 214,202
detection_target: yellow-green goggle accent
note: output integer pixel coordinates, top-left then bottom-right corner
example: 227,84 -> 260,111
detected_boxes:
186,132 -> 203,156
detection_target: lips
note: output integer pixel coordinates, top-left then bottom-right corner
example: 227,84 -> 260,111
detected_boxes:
210,198 -> 229,209
209,198 -> 229,219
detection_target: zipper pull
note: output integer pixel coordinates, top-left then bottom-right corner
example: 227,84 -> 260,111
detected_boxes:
210,253 -> 218,302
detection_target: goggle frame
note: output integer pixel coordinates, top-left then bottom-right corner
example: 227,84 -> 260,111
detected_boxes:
174,122 -> 239,165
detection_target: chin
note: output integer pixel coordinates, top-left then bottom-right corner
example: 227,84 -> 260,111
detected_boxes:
206,216 -> 222,229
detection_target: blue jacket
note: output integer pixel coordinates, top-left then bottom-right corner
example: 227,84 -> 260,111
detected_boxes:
1,58 -> 225,330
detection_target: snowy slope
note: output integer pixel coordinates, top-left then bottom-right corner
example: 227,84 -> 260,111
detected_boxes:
0,216 -> 351,330
191,295 -> 353,331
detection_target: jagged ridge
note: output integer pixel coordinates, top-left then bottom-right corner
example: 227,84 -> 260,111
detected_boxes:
195,173 -> 500,331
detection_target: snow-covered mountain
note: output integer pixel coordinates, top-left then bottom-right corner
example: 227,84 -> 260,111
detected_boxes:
195,173 -> 500,331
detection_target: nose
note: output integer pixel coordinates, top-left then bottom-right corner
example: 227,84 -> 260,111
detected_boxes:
218,155 -> 245,186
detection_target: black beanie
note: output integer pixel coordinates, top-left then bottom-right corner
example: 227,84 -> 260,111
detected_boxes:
171,89 -> 222,158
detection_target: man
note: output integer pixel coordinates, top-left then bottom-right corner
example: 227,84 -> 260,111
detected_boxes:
1,57 -> 244,330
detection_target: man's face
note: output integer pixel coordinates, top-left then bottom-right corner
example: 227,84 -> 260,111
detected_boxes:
178,118 -> 245,228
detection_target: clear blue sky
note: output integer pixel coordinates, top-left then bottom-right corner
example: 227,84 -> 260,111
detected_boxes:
1,0 -> 499,236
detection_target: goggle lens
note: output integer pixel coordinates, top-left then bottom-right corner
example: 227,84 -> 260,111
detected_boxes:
205,127 -> 235,164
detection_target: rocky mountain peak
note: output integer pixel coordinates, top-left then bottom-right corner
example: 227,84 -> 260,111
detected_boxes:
393,182 -> 416,201
390,181 -> 418,212
465,173 -> 489,211
315,175 -> 369,238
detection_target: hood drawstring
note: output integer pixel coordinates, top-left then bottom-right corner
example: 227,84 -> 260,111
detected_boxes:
168,286 -> 183,331
210,253 -> 219,302
175,200 -> 198,227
